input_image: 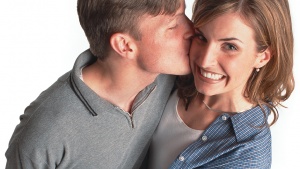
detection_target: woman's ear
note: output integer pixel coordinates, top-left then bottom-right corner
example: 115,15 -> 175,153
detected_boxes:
110,33 -> 137,59
255,47 -> 272,69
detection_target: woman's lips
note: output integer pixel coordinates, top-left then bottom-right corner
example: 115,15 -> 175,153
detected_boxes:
200,69 -> 223,80
196,67 -> 225,83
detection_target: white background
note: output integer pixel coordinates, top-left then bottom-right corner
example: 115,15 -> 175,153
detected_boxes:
0,0 -> 299,168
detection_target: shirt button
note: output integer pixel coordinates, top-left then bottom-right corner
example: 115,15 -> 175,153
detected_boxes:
222,115 -> 227,121
179,156 -> 185,161
202,135 -> 208,141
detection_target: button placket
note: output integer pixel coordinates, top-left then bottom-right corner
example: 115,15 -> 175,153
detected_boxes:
178,156 -> 185,162
222,115 -> 227,121
202,135 -> 208,141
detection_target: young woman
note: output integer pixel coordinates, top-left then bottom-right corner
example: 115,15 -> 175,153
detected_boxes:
148,0 -> 294,168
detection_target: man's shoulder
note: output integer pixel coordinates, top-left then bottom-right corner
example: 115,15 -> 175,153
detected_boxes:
9,71 -> 88,147
6,87 -> 89,167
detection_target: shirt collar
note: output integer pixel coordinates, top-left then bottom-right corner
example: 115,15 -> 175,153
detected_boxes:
230,105 -> 270,142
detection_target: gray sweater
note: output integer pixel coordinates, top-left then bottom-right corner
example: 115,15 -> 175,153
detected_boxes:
5,50 -> 175,169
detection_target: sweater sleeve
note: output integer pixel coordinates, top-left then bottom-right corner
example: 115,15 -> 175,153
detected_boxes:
6,143 -> 51,169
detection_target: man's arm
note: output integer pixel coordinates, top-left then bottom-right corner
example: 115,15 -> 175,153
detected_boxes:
6,143 -> 51,169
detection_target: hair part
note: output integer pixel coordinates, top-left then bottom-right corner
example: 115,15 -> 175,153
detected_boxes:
77,0 -> 181,60
178,0 -> 294,126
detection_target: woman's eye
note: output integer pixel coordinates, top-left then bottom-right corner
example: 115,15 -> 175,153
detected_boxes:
224,43 -> 237,51
194,34 -> 206,42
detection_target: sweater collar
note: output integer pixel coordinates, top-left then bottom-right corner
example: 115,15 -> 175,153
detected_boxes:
69,49 -> 157,116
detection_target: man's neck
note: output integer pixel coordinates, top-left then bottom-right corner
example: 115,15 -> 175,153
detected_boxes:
82,58 -> 158,113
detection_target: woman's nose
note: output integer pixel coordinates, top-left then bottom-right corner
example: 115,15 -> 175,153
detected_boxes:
196,44 -> 218,68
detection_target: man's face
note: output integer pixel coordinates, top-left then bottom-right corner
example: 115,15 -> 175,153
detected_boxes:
134,0 -> 194,75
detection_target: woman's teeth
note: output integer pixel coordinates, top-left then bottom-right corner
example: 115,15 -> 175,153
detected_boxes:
200,69 -> 223,80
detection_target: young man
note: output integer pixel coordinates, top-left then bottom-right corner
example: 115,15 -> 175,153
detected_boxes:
5,0 -> 193,168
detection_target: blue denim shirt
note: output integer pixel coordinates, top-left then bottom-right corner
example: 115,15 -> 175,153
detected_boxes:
169,106 -> 271,169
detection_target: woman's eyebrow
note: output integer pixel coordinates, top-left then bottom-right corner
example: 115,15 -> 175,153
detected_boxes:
195,28 -> 243,44
218,37 -> 243,44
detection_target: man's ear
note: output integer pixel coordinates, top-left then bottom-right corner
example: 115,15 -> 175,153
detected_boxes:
110,33 -> 137,59
255,47 -> 272,69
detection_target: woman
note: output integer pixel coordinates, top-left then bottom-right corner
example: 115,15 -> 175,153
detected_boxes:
148,0 -> 294,168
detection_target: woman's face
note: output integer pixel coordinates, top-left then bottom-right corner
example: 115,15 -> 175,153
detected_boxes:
190,13 -> 263,97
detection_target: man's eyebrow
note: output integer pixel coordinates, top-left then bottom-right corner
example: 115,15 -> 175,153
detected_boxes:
218,38 -> 244,44
167,13 -> 182,23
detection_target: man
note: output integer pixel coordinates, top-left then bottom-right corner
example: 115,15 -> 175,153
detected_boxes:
5,0 -> 193,168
